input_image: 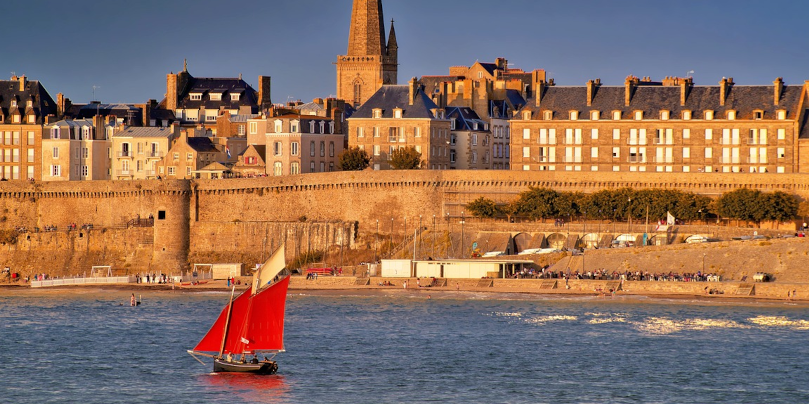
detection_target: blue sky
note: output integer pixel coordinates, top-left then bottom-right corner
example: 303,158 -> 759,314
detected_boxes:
2,0 -> 808,104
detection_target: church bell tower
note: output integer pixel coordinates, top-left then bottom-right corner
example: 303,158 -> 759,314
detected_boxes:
336,0 -> 398,107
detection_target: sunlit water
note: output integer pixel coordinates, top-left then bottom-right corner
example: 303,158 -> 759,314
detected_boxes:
2,289 -> 809,403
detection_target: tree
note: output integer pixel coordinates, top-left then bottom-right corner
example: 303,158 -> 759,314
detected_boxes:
338,147 -> 370,171
765,192 -> 799,222
465,197 -> 501,218
512,187 -> 559,220
388,146 -> 422,170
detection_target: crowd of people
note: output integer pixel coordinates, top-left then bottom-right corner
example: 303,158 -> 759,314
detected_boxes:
136,273 -> 171,284
511,266 -> 721,283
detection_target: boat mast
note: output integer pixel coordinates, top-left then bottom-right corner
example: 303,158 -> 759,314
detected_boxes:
219,285 -> 237,357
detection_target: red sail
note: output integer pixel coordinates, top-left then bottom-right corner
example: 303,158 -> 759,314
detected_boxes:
193,287 -> 253,354
194,276 -> 290,355
238,276 -> 290,354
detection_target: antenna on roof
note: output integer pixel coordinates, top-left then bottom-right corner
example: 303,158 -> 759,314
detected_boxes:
92,85 -> 101,102
686,70 -> 695,78
10,71 -> 15,77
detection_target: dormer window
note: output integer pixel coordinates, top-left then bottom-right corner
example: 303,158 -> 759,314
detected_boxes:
727,110 -> 737,120
230,93 -> 240,101
393,108 -> 402,119
777,110 -> 787,120
634,111 -> 643,120
590,111 -> 600,121
12,114 -> 20,123
753,110 -> 764,120
26,100 -> 32,108
51,127 -> 60,139
473,122 -> 479,130
450,119 -> 456,130
27,115 -> 35,124
274,120 -> 283,133
683,110 -> 692,120
569,111 -> 579,121
309,121 -> 315,133
329,121 -> 335,134
523,111 -> 532,120
10,100 -> 17,107
210,93 -> 222,101
290,121 -> 299,133
319,121 -> 325,134
190,93 -> 202,101
705,110 -> 714,120
82,127 -> 90,140
372,109 -> 382,119
543,111 -> 552,120
660,110 -> 670,120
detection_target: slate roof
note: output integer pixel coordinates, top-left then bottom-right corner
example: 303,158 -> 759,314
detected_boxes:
227,114 -> 258,123
446,107 -> 490,132
522,84 -> 804,121
351,85 -> 440,119
113,127 -> 175,138
187,136 -> 219,153
178,77 -> 258,111
66,103 -> 143,124
0,79 -> 57,124
419,76 -> 464,95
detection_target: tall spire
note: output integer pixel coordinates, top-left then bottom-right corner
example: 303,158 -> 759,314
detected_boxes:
386,18 -> 397,56
347,0 -> 386,57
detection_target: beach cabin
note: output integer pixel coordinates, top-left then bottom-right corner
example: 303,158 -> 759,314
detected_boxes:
381,259 -> 533,279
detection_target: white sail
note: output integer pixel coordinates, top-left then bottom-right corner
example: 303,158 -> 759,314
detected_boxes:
253,242 -> 286,294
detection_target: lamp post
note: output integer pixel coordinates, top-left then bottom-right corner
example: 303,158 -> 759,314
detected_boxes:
446,213 -> 451,259
418,215 -> 422,260
432,215 -> 436,259
460,211 -> 465,259
702,253 -> 706,274
375,219 -> 379,263
390,218 -> 394,257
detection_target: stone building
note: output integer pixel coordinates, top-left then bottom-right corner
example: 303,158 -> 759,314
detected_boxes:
336,0 -> 398,107
111,125 -> 179,180
511,76 -> 809,174
0,75 -> 57,180
445,107 -> 492,170
232,145 -> 267,178
248,113 -> 345,175
41,116 -> 112,181
419,58 -> 534,171
156,130 -> 225,179
347,79 -> 452,170
157,61 -> 271,134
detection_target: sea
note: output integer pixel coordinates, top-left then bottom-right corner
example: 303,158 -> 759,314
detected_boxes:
1,289 -> 809,404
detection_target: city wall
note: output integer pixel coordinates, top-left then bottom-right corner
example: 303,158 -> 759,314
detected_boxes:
0,170 -> 808,276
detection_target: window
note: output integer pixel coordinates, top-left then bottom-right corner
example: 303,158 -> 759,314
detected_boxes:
777,148 -> 786,159
612,147 -> 620,158
168,166 -> 176,176
210,93 -> 222,101
569,111 -> 578,120
472,133 -> 478,146
414,127 -> 421,137
634,111 -> 643,120
471,150 -> 478,163
373,127 -> 380,137
393,109 -> 402,119
291,162 -> 300,174
705,148 -> 713,159
591,147 -> 598,158
82,147 -> 89,159
683,129 -> 690,139
373,145 -> 380,156
27,149 -> 34,163
523,128 -> 531,140
310,141 -> 315,157
450,134 -> 457,145
705,110 -> 714,120
27,115 -> 35,124
185,152 -> 192,160
683,110 -> 692,120
661,111 -> 670,120
309,121 -> 315,133
12,132 -> 19,145
373,109 -> 382,119
777,110 -> 786,120
613,129 -> 620,140
612,111 -> 621,120
53,147 -> 59,158
683,147 -> 691,159
523,147 -> 530,158
231,93 -> 241,101
543,111 -> 552,120
591,128 -> 599,140
450,150 -> 456,163
754,111 -> 763,120
249,122 -> 258,135
320,162 -> 325,172
274,142 -> 283,156
705,129 -> 713,141
727,110 -> 736,120
273,162 -> 283,176
237,125 -> 245,135
51,165 -> 61,177
291,142 -> 299,156
778,128 -> 786,140
273,121 -> 283,133
329,142 -> 335,157
190,94 -> 202,101
591,111 -> 600,121
320,141 -> 325,157
291,122 -> 298,133
357,127 -> 364,138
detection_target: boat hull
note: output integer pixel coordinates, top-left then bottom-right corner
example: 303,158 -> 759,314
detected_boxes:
213,359 -> 278,375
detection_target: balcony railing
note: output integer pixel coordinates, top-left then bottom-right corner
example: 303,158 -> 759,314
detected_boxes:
146,151 -> 164,158
116,170 -> 132,176
116,151 -> 132,158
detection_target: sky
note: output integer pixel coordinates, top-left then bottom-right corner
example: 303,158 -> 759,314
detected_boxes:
2,0 -> 808,105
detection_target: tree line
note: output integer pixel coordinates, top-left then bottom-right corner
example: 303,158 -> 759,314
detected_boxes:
466,187 -> 799,224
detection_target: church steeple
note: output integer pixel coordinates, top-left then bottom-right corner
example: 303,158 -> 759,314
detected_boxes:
337,0 -> 398,107
386,19 -> 398,58
347,0 -> 386,57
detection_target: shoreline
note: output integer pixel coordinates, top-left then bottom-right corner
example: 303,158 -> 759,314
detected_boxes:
2,278 -> 808,305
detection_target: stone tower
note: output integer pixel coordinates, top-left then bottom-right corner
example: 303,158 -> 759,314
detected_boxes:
336,0 -> 398,108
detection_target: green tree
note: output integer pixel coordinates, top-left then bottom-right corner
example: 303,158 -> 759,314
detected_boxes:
388,146 -> 423,170
465,197 -> 501,218
512,187 -> 560,220
715,188 -> 768,224
764,191 -> 799,222
338,147 -> 370,171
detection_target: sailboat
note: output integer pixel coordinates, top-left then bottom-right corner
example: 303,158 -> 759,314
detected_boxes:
188,243 -> 290,374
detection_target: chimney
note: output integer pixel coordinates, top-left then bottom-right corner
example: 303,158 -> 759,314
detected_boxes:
57,93 -> 65,118
144,99 -> 155,126
532,70 -> 546,106
719,77 -> 733,106
258,76 -> 272,111
495,58 -> 506,70
409,77 -> 419,106
166,72 -> 178,111
680,77 -> 693,106
18,75 -> 27,91
773,77 -> 784,106
93,115 -> 104,140
586,79 -> 600,107
625,76 -> 638,106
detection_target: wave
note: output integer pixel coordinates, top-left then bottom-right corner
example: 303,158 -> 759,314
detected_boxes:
634,317 -> 749,335
748,316 -> 809,330
525,315 -> 578,324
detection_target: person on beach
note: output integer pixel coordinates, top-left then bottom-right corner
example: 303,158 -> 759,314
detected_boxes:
130,294 -> 136,307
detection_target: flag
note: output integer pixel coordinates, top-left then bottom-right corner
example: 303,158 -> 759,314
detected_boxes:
226,146 -> 232,159
241,337 -> 250,344
667,211 -> 676,226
